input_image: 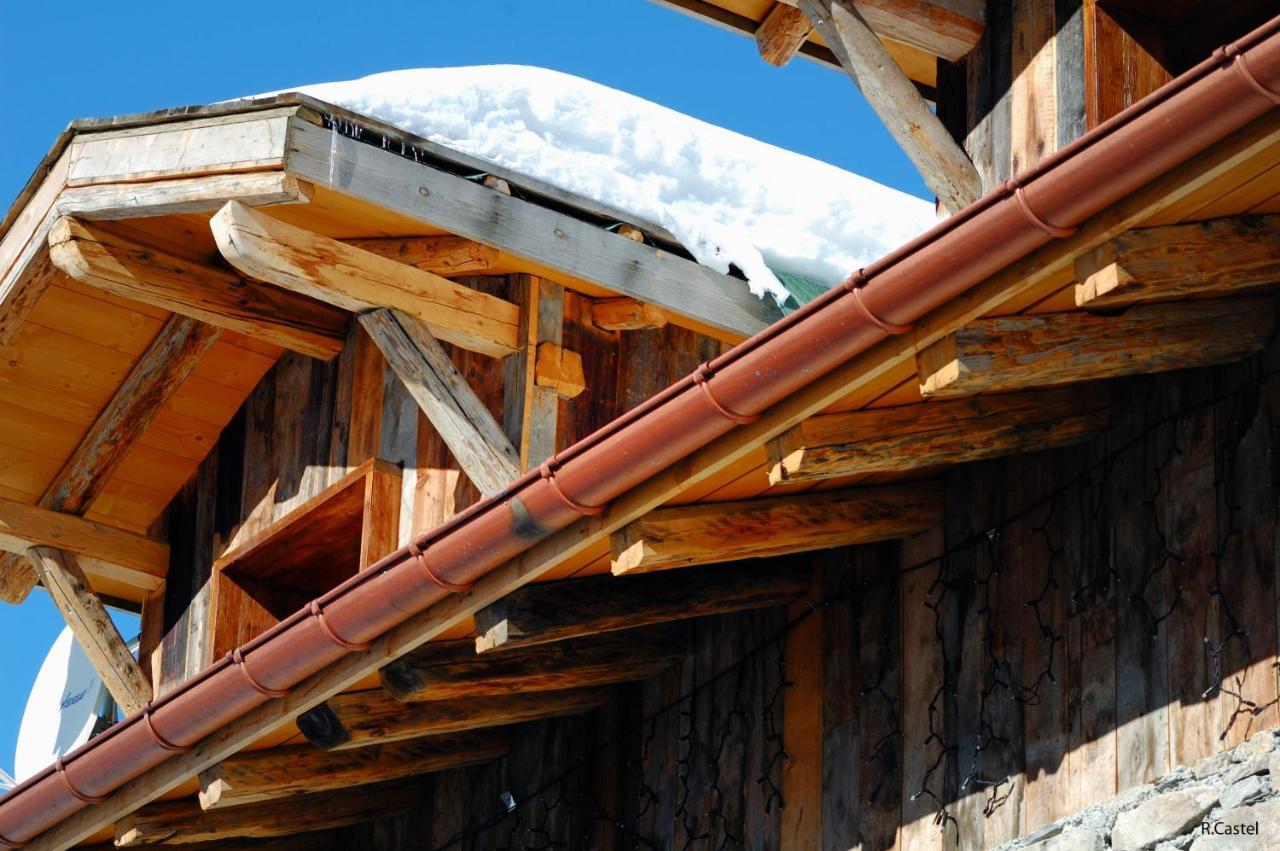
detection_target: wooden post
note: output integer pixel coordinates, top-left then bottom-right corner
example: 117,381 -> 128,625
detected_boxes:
30,547 -> 150,714
781,560 -> 822,848
798,0 -> 981,212
503,274 -> 565,471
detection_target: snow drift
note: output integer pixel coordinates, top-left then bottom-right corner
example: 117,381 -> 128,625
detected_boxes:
257,66 -> 935,302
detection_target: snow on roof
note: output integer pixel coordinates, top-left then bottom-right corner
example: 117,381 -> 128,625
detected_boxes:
260,66 -> 935,303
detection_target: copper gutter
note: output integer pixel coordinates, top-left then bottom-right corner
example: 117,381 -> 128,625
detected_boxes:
2,18 -> 1279,847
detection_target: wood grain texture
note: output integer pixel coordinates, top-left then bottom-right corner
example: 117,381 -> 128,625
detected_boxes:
198,733 -> 508,809
1074,214 -> 1280,308
116,780 -> 420,846
533,342 -> 586,399
503,276 -> 564,472
0,315 -> 219,603
590,297 -> 668,331
781,564 -> 823,849
756,2 -> 814,66
361,309 -> 519,496
610,483 -> 943,574
53,172 -> 312,221
474,557 -> 809,652
768,386 -> 1110,482
211,201 -> 520,357
30,546 -> 151,714
918,298 -> 1275,397
380,628 -> 685,702
297,687 -> 612,751
343,235 -> 499,276
48,217 -> 345,359
798,0 -> 981,212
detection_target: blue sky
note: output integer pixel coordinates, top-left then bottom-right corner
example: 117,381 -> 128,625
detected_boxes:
0,0 -> 920,777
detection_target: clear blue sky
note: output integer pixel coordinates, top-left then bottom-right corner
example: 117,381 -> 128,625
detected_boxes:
0,0 -> 922,778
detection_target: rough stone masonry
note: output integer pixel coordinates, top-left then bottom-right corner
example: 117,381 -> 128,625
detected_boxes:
995,728 -> 1280,851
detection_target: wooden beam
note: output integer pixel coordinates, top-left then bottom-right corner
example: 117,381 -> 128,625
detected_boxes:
503,275 -> 564,471
116,781 -> 420,846
211,201 -> 520,357
48,217 -> 346,360
591,297 -> 668,331
0,495 -> 168,591
797,0 -> 981,212
0,249 -> 59,354
475,558 -> 810,652
360,309 -> 519,497
757,3 -> 815,66
29,547 -> 150,714
380,627 -> 685,702
1074,214 -> 1280,309
343,235 -> 499,277
298,687 -> 612,750
767,385 -> 1111,483
534,342 -> 586,399
284,120 -> 783,343
917,297 -> 1274,398
0,315 -> 220,604
610,483 -> 942,574
197,732 -> 508,810
53,172 -> 313,221
27,108 -> 1279,851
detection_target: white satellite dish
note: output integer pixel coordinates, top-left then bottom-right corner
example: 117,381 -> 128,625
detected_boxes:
14,627 -> 115,783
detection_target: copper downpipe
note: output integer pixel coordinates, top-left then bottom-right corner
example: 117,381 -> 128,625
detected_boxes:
2,19 -> 1279,847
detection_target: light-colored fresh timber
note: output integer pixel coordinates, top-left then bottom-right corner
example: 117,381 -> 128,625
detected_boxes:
197,732 -> 508,810
756,3 -> 814,66
0,495 -> 168,591
475,558 -> 810,652
27,117 -> 1280,851
284,118 -> 782,342
298,687 -> 613,751
615,224 -> 646,242
54,172 -> 313,221
48,217 -> 345,359
1,151 -> 71,355
611,483 -> 943,574
1074,214 -> 1280,308
0,315 -> 220,604
361,309 -> 519,496
533,341 -> 587,399
65,109 -> 297,187
29,547 -> 150,714
917,296 -> 1275,397
591,297 -> 669,332
774,0 -> 985,62
0,249 -> 59,354
380,627 -> 685,702
343,235 -> 500,276
115,781 -> 420,846
503,275 -> 564,471
211,201 -> 521,357
767,385 -> 1111,483
797,0 -> 981,212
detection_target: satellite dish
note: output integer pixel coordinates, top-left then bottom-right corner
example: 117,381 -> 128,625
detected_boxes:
14,627 -> 115,782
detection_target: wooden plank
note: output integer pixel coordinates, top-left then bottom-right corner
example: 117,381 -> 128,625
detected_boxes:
29,546 -> 150,714
380,627 -> 685,702
533,342 -> 586,399
797,0 -> 982,212
343,235 -> 500,276
284,120 -> 782,343
845,0 -> 984,62
756,2 -> 814,66
474,558 -> 809,652
297,687 -> 612,750
211,201 -> 520,357
360,309 -> 519,496
48,217 -> 346,359
197,733 -> 508,810
918,298 -> 1275,397
610,483 -> 942,574
503,275 -> 564,471
28,121 -> 1278,850
0,315 -> 220,603
768,386 -> 1110,482
590,297 -> 668,331
780,563 -> 823,849
1010,0 -> 1058,174
54,172 -> 313,221
0,249 -> 59,355
0,495 -> 167,589
116,781 -> 420,847
1074,215 -> 1280,308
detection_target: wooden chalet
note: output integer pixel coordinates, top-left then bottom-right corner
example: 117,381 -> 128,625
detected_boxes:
1,2 -> 1279,849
